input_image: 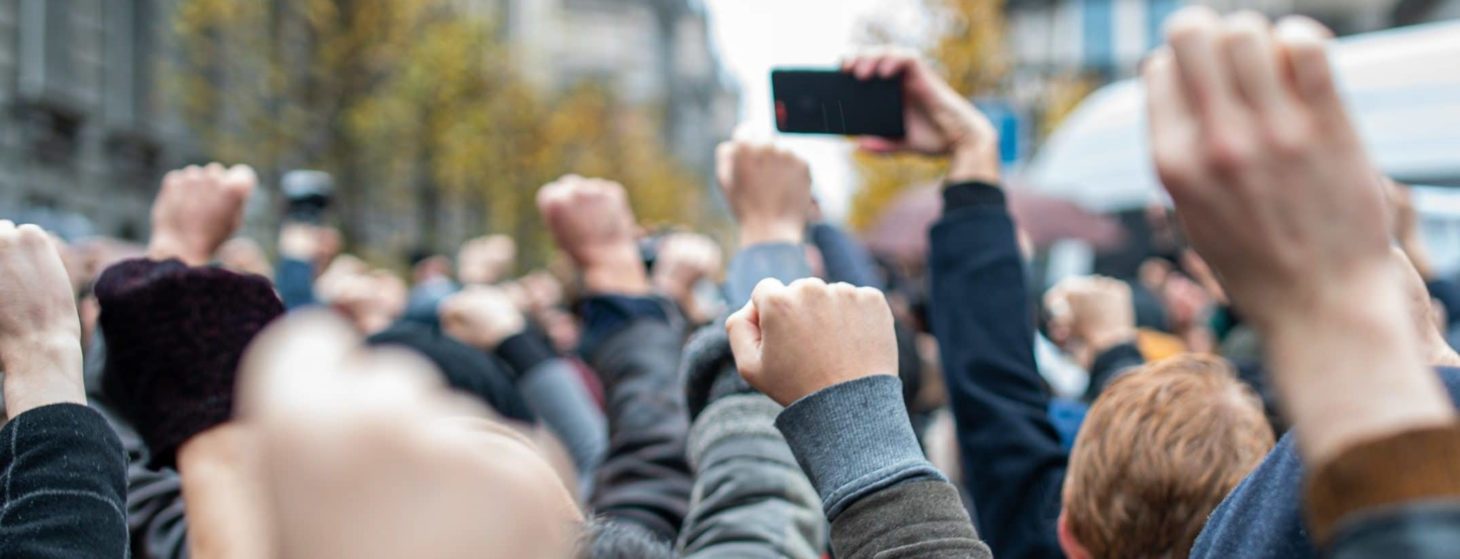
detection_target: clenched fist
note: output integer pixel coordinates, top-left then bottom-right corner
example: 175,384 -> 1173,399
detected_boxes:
1146,7 -> 1450,466
1045,276 -> 1137,368
727,278 -> 897,407
1144,11 -> 1389,325
537,175 -> 648,295
0,221 -> 85,416
440,286 -> 527,351
149,163 -> 257,265
716,141 -> 812,247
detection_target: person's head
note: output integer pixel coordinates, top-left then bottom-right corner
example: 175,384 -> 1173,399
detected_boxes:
410,250 -> 452,284
1058,354 -> 1274,559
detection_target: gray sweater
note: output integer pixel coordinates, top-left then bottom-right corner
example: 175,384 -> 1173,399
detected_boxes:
778,375 -> 993,559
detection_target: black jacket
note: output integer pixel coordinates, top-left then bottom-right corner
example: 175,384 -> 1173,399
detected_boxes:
0,403 -> 128,557
584,304 -> 693,542
927,182 -> 1067,559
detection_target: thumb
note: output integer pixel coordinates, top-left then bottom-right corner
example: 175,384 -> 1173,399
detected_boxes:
726,301 -> 763,377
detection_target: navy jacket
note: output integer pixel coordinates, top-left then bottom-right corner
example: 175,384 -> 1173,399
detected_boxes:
1192,366 -> 1460,559
927,182 -> 1067,559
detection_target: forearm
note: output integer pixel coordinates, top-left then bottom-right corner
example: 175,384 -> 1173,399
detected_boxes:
1263,269 -> 1454,469
1,335 -> 86,418
680,394 -> 825,559
724,244 -> 813,309
809,223 -> 884,289
927,183 -> 1067,558
497,332 -> 608,496
776,376 -> 985,558
585,314 -> 692,542
177,424 -> 272,559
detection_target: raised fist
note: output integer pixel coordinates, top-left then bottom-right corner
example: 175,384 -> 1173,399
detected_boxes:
149,163 -> 257,265
1144,10 -> 1389,325
457,235 -> 517,286
537,175 -> 647,295
716,141 -> 812,247
727,278 -> 897,407
440,286 -> 527,351
0,221 -> 85,416
1045,276 -> 1137,368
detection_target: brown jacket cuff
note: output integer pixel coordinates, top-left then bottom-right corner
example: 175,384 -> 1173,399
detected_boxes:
1305,423 -> 1460,546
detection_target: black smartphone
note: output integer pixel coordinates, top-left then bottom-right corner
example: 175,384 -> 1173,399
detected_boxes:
772,69 -> 905,137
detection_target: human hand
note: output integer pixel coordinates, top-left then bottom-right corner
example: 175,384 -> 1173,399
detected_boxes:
1146,8 -> 1450,465
727,278 -> 897,407
0,221 -> 85,416
458,235 -> 517,286
715,140 -> 812,247
440,286 -> 528,351
149,163 -> 256,266
653,233 -> 722,296
537,175 -> 648,295
1045,276 -> 1136,368
317,268 -> 406,335
237,313 -> 580,559
1146,11 -> 1395,327
842,49 -> 1000,183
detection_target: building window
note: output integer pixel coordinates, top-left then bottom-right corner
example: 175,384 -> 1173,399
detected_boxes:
105,0 -> 157,131
18,0 -> 77,102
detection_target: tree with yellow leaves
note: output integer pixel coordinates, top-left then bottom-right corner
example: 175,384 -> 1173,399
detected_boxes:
172,0 -> 707,266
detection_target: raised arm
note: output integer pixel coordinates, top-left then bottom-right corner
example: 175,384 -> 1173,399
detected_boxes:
538,175 -> 692,543
844,50 -> 1067,558
729,276 -> 990,559
0,221 -> 127,558
1146,8 -> 1460,554
678,140 -> 828,559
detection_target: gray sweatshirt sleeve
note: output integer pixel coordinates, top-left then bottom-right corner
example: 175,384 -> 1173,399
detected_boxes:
776,375 -> 991,559
516,358 -> 609,496
679,394 -> 826,559
724,243 -> 814,309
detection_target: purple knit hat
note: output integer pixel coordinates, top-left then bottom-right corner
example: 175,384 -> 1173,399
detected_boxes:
96,258 -> 284,469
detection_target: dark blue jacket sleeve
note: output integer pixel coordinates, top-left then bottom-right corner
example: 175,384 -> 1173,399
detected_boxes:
274,257 -> 317,310
927,182 -> 1067,559
809,223 -> 884,290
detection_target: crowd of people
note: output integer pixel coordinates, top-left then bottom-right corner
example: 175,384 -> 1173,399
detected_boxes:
0,6 -> 1457,558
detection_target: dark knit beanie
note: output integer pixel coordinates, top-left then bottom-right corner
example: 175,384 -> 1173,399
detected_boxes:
96,258 -> 284,470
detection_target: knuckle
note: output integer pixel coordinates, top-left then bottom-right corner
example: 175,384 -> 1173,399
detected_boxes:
1201,131 -> 1252,173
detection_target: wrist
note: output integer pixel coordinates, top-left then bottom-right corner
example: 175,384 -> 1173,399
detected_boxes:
738,221 -> 804,248
149,233 -> 211,266
582,247 -> 650,296
1085,327 -> 1138,359
1262,274 -> 1454,465
1,334 -> 85,417
946,139 -> 1001,184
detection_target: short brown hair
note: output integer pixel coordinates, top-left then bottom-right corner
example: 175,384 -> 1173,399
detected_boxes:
1063,354 -> 1275,559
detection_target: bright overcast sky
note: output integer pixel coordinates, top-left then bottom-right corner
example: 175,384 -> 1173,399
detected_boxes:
704,0 -> 923,222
